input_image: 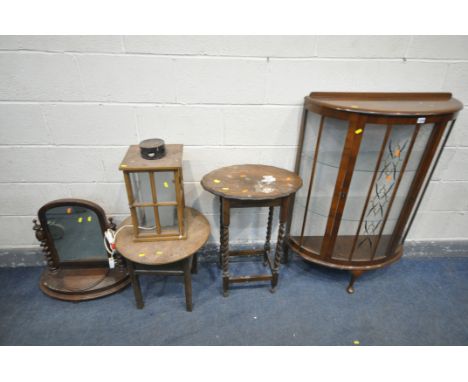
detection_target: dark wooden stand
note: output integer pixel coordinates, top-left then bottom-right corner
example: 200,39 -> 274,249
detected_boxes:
126,254 -> 197,311
201,164 -> 302,296
115,207 -> 210,310
219,196 -> 292,296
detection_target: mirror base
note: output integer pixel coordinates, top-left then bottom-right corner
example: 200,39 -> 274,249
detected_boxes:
39,268 -> 130,301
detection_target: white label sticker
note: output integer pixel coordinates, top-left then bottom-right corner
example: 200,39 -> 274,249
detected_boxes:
108,257 -> 115,269
417,117 -> 426,124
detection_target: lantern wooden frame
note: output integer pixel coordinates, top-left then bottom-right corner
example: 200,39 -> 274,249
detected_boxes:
287,92 -> 463,293
119,144 -> 186,242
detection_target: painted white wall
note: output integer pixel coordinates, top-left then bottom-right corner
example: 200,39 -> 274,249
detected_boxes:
0,35 -> 467,252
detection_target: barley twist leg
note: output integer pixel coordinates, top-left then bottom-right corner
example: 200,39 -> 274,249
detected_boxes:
264,206 -> 274,266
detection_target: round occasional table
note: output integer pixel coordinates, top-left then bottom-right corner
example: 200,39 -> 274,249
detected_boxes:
115,207 -> 210,311
201,164 -> 302,296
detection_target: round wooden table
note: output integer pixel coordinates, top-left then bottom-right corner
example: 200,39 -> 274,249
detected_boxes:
115,207 -> 210,311
201,164 -> 302,296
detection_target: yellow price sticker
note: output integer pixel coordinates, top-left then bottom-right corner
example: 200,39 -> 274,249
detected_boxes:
355,128 -> 363,135
163,181 -> 169,188
77,217 -> 83,223
353,340 -> 360,345
156,251 -> 163,255
222,187 -> 230,191
87,216 -> 92,222
213,179 -> 221,184
138,253 -> 145,257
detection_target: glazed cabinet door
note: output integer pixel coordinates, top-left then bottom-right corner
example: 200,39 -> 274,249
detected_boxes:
289,109 -> 444,265
319,115 -> 366,258
332,122 -> 437,263
289,111 -> 350,257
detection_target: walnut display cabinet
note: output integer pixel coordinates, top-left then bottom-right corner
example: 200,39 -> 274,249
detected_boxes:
288,92 -> 463,293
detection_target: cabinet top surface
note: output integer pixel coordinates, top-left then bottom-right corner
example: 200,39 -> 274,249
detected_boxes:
306,92 -> 463,116
119,144 -> 183,171
201,164 -> 302,200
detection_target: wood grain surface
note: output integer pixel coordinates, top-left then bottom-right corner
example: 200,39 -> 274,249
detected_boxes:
119,144 -> 183,171
306,92 -> 463,116
201,164 -> 302,200
115,207 -> 210,265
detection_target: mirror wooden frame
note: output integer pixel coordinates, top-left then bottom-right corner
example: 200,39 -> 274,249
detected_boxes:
33,198 -> 130,301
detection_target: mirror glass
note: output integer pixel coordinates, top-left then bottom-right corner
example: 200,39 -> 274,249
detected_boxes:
44,205 -> 107,262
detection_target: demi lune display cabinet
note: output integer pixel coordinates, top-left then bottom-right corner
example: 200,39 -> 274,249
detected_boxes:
288,92 -> 463,293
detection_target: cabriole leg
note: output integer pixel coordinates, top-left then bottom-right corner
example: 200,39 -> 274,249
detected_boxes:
347,270 -> 364,294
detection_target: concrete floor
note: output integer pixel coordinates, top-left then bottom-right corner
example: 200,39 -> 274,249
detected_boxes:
1,255 -> 467,345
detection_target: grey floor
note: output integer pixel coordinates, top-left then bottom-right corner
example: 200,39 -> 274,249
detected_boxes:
1,255 -> 468,345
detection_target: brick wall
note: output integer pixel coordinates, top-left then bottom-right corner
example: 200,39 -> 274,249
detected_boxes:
0,36 -> 467,256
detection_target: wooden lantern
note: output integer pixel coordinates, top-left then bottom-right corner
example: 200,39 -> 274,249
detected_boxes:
119,144 -> 186,242
288,92 -> 463,293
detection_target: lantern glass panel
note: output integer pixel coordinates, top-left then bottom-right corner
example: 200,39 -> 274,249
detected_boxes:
154,171 -> 177,202
130,172 -> 153,204
136,206 -> 156,233
158,205 -> 179,234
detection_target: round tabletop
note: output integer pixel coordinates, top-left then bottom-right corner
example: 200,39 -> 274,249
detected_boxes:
201,164 -> 302,200
115,207 -> 210,265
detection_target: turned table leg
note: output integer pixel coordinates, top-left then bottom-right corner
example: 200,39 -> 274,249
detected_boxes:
183,256 -> 193,312
220,198 -> 230,297
127,259 -> 144,309
282,243 -> 290,265
272,197 -> 290,292
264,206 -> 274,266
218,201 -> 224,269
